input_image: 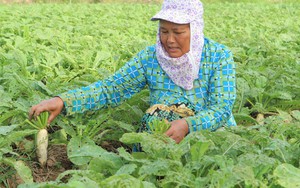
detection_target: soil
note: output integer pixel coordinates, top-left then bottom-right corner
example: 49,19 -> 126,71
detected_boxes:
31,144 -> 73,183
100,140 -> 131,153
1,140 -> 129,188
1,144 -> 72,188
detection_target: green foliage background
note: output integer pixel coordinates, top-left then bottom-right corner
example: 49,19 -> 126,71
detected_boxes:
0,1 -> 299,187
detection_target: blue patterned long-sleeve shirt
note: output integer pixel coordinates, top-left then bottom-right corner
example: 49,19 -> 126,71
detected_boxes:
59,37 -> 237,132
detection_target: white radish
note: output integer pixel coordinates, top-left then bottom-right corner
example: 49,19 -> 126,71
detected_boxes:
26,112 -> 50,167
36,129 -> 48,167
256,113 -> 265,125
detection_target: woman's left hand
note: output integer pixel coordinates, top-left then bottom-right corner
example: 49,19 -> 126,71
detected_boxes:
165,119 -> 189,144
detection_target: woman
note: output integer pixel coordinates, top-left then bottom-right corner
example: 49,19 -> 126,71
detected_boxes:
29,0 -> 237,145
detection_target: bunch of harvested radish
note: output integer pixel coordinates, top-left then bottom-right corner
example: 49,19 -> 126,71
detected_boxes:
25,112 -> 49,167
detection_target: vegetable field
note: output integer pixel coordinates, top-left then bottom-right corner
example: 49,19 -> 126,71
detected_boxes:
0,1 -> 300,188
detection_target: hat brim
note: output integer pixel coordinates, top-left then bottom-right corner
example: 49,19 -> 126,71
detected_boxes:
151,10 -> 191,24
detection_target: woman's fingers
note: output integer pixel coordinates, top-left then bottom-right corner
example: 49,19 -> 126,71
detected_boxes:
28,106 -> 35,120
164,128 -> 173,136
28,97 -> 64,124
29,104 -> 44,120
48,111 -> 60,125
170,134 -> 184,144
164,119 -> 189,144
165,127 -> 180,143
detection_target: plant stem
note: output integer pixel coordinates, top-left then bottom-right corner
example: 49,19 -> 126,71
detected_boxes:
25,119 -> 40,130
222,140 -> 239,156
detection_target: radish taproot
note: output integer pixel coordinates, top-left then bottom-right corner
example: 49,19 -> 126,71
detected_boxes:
25,112 -> 49,167
36,129 -> 48,166
256,113 -> 265,125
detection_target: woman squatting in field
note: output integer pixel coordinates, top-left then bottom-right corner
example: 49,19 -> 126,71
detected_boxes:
29,0 -> 237,150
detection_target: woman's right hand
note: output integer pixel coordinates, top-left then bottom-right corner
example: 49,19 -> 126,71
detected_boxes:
29,97 -> 64,125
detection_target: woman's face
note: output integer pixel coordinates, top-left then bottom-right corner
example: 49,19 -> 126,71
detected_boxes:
159,20 -> 190,58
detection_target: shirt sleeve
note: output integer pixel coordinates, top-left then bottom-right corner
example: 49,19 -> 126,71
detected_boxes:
58,50 -> 147,116
185,48 -> 236,131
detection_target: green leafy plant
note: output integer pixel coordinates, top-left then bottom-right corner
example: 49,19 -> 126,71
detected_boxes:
148,119 -> 171,134
0,125 -> 36,185
0,2 -> 300,187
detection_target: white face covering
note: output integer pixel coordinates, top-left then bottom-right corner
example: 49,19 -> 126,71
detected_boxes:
151,0 -> 204,90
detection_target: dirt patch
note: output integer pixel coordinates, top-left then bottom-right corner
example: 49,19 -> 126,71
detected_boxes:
100,140 -> 131,153
1,144 -> 72,188
31,144 -> 73,183
1,140 -> 129,187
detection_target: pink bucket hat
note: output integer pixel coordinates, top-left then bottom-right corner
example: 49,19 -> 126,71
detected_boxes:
151,0 -> 203,24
